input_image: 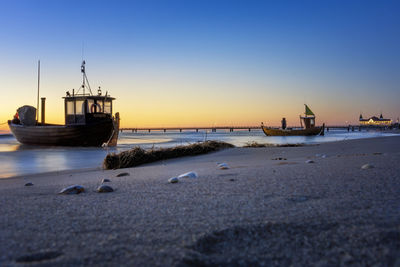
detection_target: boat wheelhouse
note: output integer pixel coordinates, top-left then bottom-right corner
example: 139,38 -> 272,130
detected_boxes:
64,93 -> 115,125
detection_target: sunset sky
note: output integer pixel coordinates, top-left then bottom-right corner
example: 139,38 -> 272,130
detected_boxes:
1,0 -> 399,132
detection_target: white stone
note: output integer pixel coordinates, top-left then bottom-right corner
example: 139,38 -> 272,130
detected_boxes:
178,171 -> 198,179
218,163 -> 229,169
361,164 -> 374,169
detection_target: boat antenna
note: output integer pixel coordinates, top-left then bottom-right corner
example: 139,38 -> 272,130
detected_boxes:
36,60 -> 40,122
81,41 -> 84,62
79,60 -> 93,95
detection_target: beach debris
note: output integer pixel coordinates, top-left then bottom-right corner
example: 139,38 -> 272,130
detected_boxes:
243,142 -> 304,147
361,164 -> 374,170
116,172 -> 130,177
272,157 -> 287,161
58,185 -> 85,195
243,141 -> 267,147
218,163 -> 230,169
16,251 -> 63,263
276,143 -> 304,147
103,141 -> 234,170
168,177 -> 179,183
178,171 -> 198,179
101,178 -> 111,183
24,182 -> 34,186
305,160 -> 315,164
96,185 -> 114,193
276,162 -> 297,165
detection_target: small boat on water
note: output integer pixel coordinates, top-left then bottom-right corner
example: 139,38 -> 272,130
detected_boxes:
8,61 -> 120,147
262,105 -> 324,136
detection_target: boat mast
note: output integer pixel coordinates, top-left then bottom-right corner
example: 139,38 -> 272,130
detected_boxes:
80,60 -> 93,95
36,60 -> 40,122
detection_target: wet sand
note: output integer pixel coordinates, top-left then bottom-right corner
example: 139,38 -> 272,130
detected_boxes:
0,136 -> 399,266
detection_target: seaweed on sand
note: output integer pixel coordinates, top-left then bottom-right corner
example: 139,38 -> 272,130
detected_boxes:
103,140 -> 234,170
243,141 -> 268,147
243,141 -> 305,148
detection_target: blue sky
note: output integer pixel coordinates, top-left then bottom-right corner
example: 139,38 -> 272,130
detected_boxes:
0,0 -> 399,128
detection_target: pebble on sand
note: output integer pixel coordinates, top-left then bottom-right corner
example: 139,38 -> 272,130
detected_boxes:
58,185 -> 85,195
168,177 -> 179,183
101,178 -> 111,183
116,172 -> 130,177
96,185 -> 114,193
306,160 -> 315,164
272,157 -> 287,161
218,163 -> 229,169
361,164 -> 374,169
25,182 -> 34,186
178,171 -> 198,179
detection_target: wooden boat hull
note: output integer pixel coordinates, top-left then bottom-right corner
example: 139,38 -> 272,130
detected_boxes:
262,125 -> 324,136
8,119 -> 114,147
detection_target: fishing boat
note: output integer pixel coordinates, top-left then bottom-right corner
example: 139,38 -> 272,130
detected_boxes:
261,105 -> 324,136
8,61 -> 120,147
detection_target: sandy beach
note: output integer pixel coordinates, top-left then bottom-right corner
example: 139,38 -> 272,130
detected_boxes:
0,136 -> 399,266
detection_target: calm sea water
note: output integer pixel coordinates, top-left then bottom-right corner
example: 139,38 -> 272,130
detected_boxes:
0,129 -> 398,178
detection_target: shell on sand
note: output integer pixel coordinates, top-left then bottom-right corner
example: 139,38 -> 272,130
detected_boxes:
361,164 -> 374,170
168,177 -> 179,183
218,163 -> 229,169
59,185 -> 85,195
96,185 -> 114,193
178,171 -> 198,179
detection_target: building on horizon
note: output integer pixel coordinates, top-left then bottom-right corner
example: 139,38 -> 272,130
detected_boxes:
359,113 -> 392,126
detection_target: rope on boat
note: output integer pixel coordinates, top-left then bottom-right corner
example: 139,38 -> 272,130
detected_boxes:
105,128 -> 115,147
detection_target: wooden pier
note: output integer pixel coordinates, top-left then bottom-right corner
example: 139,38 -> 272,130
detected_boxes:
120,126 -> 259,133
120,125 -> 395,133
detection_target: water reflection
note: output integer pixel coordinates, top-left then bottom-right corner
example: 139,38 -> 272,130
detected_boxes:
0,129 -> 398,178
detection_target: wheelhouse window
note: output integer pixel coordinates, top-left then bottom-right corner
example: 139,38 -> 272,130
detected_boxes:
104,100 -> 112,114
97,100 -> 104,113
75,100 -> 85,115
66,101 -> 75,115
87,99 -> 95,113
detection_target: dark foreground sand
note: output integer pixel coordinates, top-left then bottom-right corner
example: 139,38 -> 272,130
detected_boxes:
0,136 -> 399,266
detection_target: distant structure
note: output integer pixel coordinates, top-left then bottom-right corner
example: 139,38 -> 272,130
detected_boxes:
359,113 -> 392,126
